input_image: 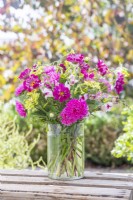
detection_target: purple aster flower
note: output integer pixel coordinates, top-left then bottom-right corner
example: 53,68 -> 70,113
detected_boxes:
59,63 -> 66,72
43,66 -> 60,86
88,73 -> 94,79
49,72 -> 60,85
44,66 -> 55,75
23,74 -> 41,92
15,83 -> 25,96
81,69 -> 89,79
16,101 -> 27,118
32,64 -> 37,72
19,68 -> 31,80
81,69 -> 94,80
114,72 -> 125,94
60,99 -> 88,126
80,62 -> 90,70
97,60 -> 108,76
53,83 -> 70,102
66,53 -> 84,63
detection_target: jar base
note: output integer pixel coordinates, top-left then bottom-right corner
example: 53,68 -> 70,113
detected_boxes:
48,173 -> 84,181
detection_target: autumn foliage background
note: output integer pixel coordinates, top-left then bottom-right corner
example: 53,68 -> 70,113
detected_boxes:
0,0 -> 133,168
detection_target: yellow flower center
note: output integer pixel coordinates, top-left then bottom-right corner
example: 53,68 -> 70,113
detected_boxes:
30,81 -> 35,87
59,92 -> 64,96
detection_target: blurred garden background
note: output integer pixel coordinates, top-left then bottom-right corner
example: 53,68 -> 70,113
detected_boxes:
0,0 -> 133,169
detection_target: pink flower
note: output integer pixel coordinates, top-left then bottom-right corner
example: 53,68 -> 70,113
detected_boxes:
44,66 -> 60,86
44,66 -> 55,74
97,60 -> 108,76
60,99 -> 88,126
80,62 -> 90,70
69,74 -> 78,85
49,72 -> 60,85
81,69 -> 94,80
42,88 -> 53,99
80,94 -> 88,101
59,63 -> 66,72
53,84 -> 70,102
15,83 -> 25,96
16,101 -> 27,118
23,74 -> 41,92
19,68 -> 31,80
66,53 -> 84,63
114,72 -> 125,94
101,102 -> 113,112
99,78 -> 112,92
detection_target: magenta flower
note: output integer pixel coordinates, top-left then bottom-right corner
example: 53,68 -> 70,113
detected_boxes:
59,63 -> 66,72
66,53 -> 84,63
97,60 -> 108,76
60,99 -> 88,126
114,72 -> 125,94
53,84 -> 70,102
80,62 -> 90,70
19,68 -> 31,80
81,69 -> 89,79
81,69 -> 94,80
15,83 -> 25,96
88,73 -> 94,79
16,101 -> 27,118
23,74 -> 41,92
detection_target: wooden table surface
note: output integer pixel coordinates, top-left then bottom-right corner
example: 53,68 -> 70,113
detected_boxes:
0,170 -> 133,200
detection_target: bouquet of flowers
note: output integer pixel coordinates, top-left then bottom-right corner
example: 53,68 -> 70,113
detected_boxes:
15,52 -> 126,179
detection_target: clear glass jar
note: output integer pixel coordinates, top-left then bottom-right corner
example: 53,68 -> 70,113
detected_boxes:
47,123 -> 84,180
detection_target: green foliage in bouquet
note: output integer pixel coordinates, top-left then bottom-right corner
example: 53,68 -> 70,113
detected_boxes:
112,105 -> 133,163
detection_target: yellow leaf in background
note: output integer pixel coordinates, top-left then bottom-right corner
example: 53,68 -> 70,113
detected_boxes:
94,16 -> 102,25
105,10 -> 113,25
113,55 -> 124,64
13,75 -> 19,83
114,40 -> 121,51
100,50 -> 109,58
2,85 -> 15,101
127,50 -> 133,61
84,36 -> 91,46
12,25 -> 22,32
73,5 -> 80,12
12,63 -> 20,72
0,75 -> 6,87
65,0 -> 76,5
0,67 -> 5,71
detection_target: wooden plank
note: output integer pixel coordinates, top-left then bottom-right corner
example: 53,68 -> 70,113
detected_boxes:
0,183 -> 131,200
1,175 -> 133,190
0,170 -> 132,200
1,170 -> 133,181
0,191 -> 131,200
85,171 -> 133,182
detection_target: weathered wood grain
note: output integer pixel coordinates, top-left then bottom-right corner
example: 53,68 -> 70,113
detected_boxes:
0,170 -> 133,200
0,184 -> 131,199
0,175 -> 133,190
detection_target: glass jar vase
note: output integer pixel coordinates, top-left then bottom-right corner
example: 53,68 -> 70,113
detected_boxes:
47,123 -> 84,180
